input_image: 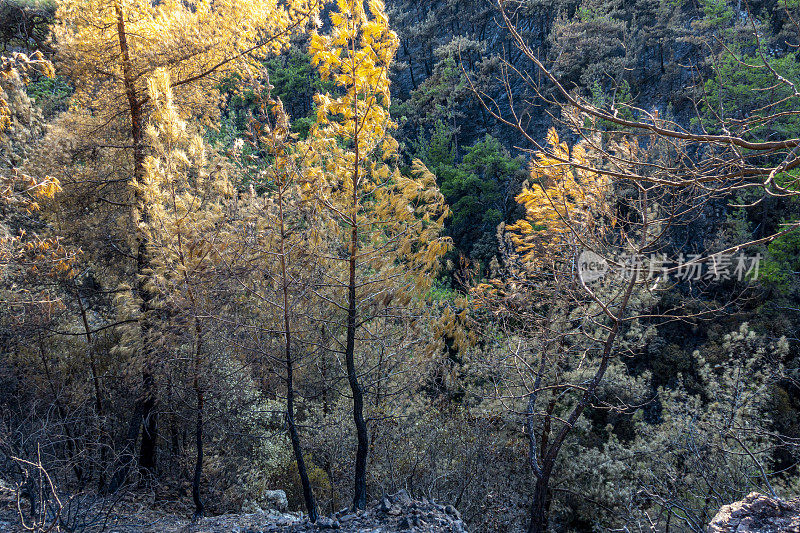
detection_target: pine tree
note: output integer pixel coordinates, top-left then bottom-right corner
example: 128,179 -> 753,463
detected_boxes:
471,130 -> 652,533
137,69 -> 232,516
304,0 -> 451,509
229,85 -> 325,522
50,0 -> 320,485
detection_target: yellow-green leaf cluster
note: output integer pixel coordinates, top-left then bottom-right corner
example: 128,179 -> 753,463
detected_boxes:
56,0 -> 318,125
1,53 -> 73,283
506,128 -> 613,269
138,69 -> 231,300
308,0 -> 398,157
302,0 -> 451,351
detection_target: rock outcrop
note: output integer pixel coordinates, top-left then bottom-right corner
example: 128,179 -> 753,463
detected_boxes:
708,492 -> 800,533
241,489 -> 290,514
0,488 -> 469,533
220,489 -> 468,533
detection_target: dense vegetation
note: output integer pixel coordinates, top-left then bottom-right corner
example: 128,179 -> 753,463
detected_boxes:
1,0 -> 799,531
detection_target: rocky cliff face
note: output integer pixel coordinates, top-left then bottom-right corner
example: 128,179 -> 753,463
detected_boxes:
708,492 -> 800,533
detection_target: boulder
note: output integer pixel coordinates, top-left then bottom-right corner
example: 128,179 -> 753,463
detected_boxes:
709,492 -> 800,533
261,490 -> 289,513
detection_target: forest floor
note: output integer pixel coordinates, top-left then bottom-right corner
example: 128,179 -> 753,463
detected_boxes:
0,481 -> 467,532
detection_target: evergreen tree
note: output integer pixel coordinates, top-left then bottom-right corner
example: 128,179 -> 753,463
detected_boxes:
304,0 -> 451,508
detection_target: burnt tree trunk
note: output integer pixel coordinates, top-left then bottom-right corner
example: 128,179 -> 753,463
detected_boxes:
75,284 -> 108,491
287,374 -> 316,522
346,118 -> 368,511
192,318 -> 205,519
115,1 -> 159,480
277,184 -> 318,522
192,385 -> 204,518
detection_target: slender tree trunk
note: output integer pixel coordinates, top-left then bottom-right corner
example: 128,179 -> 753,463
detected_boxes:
325,460 -> 336,513
524,245 -> 640,532
347,121 -> 368,511
107,403 -> 142,493
346,240 -> 368,511
403,41 -> 416,90
114,2 -> 144,183
138,374 -> 158,475
287,371 -> 317,522
176,197 -> 206,518
75,284 -> 108,491
191,387 -> 204,518
36,333 -> 83,485
115,1 -> 159,479
192,318 -> 204,519
277,185 -> 318,522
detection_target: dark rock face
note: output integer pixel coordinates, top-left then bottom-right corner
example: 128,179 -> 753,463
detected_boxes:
708,492 -> 800,533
